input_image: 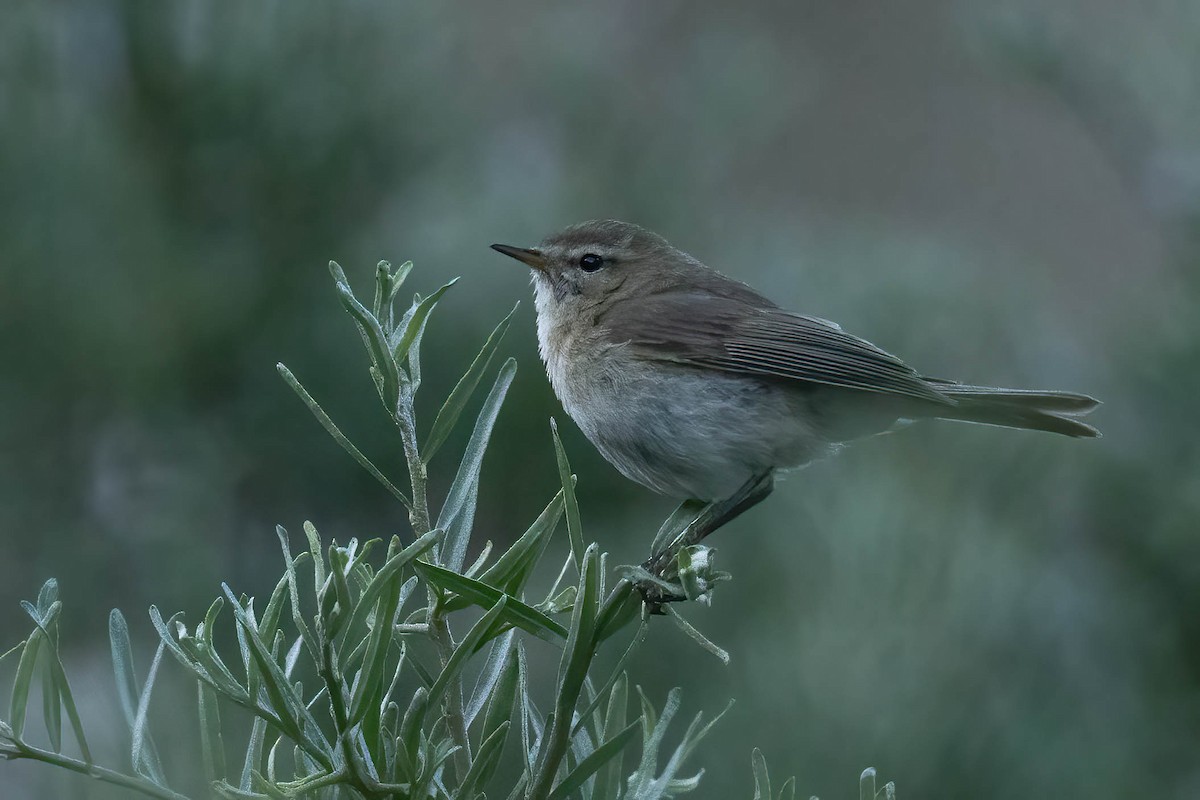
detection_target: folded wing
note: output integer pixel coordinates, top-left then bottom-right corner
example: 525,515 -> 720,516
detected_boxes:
600,288 -> 953,405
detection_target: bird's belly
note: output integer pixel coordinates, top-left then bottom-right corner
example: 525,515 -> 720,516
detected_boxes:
557,357 -> 828,500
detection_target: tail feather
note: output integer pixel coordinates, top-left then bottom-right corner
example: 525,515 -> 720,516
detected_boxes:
926,382 -> 1101,438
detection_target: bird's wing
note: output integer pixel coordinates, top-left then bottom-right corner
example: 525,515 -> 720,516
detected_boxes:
600,288 -> 954,405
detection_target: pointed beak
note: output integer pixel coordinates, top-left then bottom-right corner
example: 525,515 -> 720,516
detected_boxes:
490,243 -> 547,272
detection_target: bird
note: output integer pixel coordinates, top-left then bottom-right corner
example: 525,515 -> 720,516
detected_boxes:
491,220 -> 1099,579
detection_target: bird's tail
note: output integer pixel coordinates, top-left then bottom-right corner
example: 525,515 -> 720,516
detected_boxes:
925,381 -> 1101,438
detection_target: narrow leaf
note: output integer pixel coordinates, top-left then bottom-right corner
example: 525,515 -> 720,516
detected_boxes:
465,539 -> 495,578
36,579 -> 59,617
33,581 -> 62,751
398,687 -> 428,776
476,488 -> 565,597
200,598 -> 225,646
568,724 -> 596,792
240,717 -> 267,792
452,721 -> 510,800
386,260 -> 415,308
529,545 -> 601,800
372,260 -> 390,323
436,358 -> 517,571
259,550 -> 298,643
389,278 -> 459,362
516,643 -> 538,774
480,645 -> 519,758
303,521 -> 326,594
327,259 -> 350,285
334,281 -> 402,410
675,699 -> 734,765
595,582 -> 642,644
10,621 -> 42,738
573,622 -> 645,737
423,302 -> 519,462
465,629 -> 516,729
346,575 -> 403,726
625,687 -> 682,798
555,545 -> 599,706
752,748 -> 771,800
199,680 -> 226,783
221,586 -> 332,764
629,695 -> 732,800
21,602 -> 91,764
860,767 -> 876,800
338,528 -> 441,663
664,606 -> 730,665
148,608 -> 228,694
550,419 -> 586,573
41,639 -> 61,752
549,720 -> 640,800
41,662 -> 61,753
425,596 -> 510,714
0,640 -> 25,669
443,488 -> 565,615
326,545 -> 354,640
593,672 -> 629,800
275,528 -> 318,665
414,562 -> 567,641
277,364 -> 413,510
402,284 -> 457,393
130,641 -> 169,787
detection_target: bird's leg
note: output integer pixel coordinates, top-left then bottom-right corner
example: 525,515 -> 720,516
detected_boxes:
637,470 -> 775,613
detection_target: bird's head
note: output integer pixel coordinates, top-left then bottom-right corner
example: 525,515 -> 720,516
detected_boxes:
491,219 -> 692,309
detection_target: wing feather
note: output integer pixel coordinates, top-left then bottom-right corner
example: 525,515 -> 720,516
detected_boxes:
600,288 -> 952,405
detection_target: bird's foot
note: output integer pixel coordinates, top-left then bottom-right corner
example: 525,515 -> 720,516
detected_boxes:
631,471 -> 775,611
627,543 -> 732,614
631,572 -> 686,616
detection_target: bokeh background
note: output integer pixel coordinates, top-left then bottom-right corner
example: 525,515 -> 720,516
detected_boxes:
3,1 -> 1200,798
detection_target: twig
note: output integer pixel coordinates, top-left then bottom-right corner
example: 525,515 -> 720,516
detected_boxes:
2,741 -> 191,800
395,380 -> 473,782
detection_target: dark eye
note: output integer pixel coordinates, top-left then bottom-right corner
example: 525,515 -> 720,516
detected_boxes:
578,253 -> 604,272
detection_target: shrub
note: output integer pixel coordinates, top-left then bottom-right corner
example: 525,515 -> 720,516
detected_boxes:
0,259 -> 892,800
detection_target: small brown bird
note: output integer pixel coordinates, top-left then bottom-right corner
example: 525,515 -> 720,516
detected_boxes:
492,220 -> 1099,556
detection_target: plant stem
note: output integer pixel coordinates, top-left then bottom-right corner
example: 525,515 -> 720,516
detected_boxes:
429,611 -> 473,775
395,383 -> 473,782
527,648 -> 598,800
395,386 -> 431,538
2,742 -> 191,800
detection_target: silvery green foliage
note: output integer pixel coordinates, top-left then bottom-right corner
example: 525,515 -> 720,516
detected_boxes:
747,752 -> 896,800
0,260 -> 892,799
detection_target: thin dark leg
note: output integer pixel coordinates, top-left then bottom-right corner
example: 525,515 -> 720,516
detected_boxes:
638,470 -> 775,612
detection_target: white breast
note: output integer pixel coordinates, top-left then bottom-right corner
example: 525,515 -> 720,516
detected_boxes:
533,280 -> 622,423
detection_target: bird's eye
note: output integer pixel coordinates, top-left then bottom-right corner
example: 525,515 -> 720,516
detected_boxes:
578,253 -> 604,272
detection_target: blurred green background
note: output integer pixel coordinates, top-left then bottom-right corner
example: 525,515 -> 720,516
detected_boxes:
3,1 -> 1199,798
